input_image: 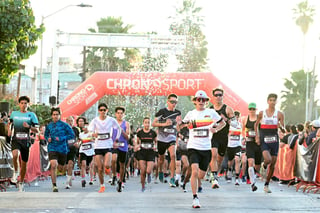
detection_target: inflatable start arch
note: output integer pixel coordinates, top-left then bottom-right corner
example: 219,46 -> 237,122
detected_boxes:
59,72 -> 248,119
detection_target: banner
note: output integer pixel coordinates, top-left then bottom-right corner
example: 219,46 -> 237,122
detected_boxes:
59,72 -> 249,119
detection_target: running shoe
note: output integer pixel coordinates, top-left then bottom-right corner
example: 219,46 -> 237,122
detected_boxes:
181,175 -> 185,183
226,170 -> 232,183
89,180 -> 94,185
197,186 -> 203,193
175,179 -> 179,187
246,178 -> 251,185
141,187 -> 146,192
111,176 -> 117,186
117,181 -> 122,192
209,172 -> 214,183
81,180 -> 86,188
251,183 -> 258,192
192,197 -> 201,208
169,177 -> 176,187
242,176 -> 246,183
18,182 -> 25,192
260,163 -> 267,180
52,186 -> 59,192
98,186 -> 105,193
147,174 -> 152,184
264,185 -> 272,193
181,183 -> 187,193
235,178 -> 240,186
65,184 -> 71,189
159,172 -> 164,183
11,171 -> 19,183
211,179 -> 220,189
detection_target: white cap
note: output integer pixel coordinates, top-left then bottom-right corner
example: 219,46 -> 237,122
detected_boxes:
193,90 -> 209,100
311,120 -> 320,128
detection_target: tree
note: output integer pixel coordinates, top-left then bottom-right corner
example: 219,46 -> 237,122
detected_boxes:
169,0 -> 208,72
0,0 -> 44,84
281,69 -> 318,124
293,0 -> 316,121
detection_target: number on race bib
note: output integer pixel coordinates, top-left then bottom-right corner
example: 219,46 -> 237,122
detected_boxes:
264,136 -> 277,143
194,129 -> 209,138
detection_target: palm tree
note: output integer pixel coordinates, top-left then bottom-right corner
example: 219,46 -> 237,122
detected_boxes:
292,0 -> 315,121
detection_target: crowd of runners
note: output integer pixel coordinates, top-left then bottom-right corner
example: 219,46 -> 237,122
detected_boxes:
4,89 -> 320,208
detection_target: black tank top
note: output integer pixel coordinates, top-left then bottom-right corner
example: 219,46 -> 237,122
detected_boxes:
245,116 -> 258,142
211,104 -> 229,138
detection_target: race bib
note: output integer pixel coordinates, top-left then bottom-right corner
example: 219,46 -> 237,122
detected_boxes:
246,137 -> 254,142
98,133 -> 110,140
82,144 -> 92,150
248,130 -> 256,137
265,120 -> 274,125
117,142 -> 125,147
230,135 -> 240,141
264,135 -> 277,143
194,129 -> 209,138
16,132 -> 28,139
164,128 -> 175,134
68,139 -> 75,144
141,143 -> 153,149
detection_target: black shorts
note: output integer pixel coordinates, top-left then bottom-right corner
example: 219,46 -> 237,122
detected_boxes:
79,153 -> 93,166
211,136 -> 228,157
188,149 -> 212,171
260,131 -> 279,156
176,149 -> 188,161
67,146 -> 77,163
11,140 -> 31,162
226,146 -> 241,161
95,148 -> 113,156
157,141 -> 175,155
113,149 -> 127,163
49,152 -> 67,166
246,142 -> 262,165
138,149 -> 155,162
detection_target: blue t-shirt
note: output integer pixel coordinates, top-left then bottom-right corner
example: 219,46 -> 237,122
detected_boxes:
44,120 -> 75,154
10,111 -> 39,142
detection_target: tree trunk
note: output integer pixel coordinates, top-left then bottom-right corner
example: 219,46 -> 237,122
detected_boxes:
308,56 -> 316,121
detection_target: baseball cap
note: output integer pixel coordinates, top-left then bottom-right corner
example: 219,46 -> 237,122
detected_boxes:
193,90 -> 209,101
248,102 -> 256,109
311,120 -> 320,128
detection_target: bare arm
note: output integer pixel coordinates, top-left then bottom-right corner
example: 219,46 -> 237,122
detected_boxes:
254,111 -> 263,145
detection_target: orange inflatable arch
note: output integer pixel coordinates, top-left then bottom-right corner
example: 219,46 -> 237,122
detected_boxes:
59,72 -> 248,119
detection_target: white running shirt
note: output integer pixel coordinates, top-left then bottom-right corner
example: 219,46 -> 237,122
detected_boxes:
183,108 -> 221,150
88,116 -> 121,149
79,132 -> 95,156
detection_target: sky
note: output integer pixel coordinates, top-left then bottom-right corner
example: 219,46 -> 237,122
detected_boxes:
25,0 -> 320,112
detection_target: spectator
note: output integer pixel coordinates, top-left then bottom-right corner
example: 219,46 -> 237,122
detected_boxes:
306,120 -> 320,146
296,123 -> 305,145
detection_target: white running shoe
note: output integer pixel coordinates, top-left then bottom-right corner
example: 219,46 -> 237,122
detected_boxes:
65,184 -> 71,189
264,185 -> 272,193
211,179 -> 220,189
192,197 -> 201,208
235,178 -> 240,186
11,171 -> 19,183
18,182 -> 25,192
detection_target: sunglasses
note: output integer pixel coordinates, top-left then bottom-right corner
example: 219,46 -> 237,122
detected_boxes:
213,94 -> 223,97
169,100 -> 178,104
99,108 -> 107,112
196,98 -> 207,102
249,108 -> 256,111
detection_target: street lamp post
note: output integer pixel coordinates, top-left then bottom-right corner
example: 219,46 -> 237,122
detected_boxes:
39,3 -> 92,104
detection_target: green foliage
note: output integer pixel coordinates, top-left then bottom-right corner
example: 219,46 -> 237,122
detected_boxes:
0,0 -> 44,84
169,0 -> 208,72
281,70 -> 318,123
293,1 -> 315,34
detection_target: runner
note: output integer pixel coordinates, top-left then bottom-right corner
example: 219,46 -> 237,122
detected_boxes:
78,122 -> 95,187
241,102 -> 261,191
152,93 -> 181,187
65,116 -> 80,189
255,94 -> 285,193
88,103 -> 121,193
176,126 -> 190,192
113,106 -> 130,192
136,117 -> 157,192
210,88 -> 238,189
181,90 -> 226,208
225,111 -> 242,186
44,107 -> 75,192
8,96 -> 39,192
